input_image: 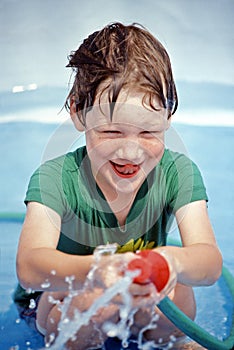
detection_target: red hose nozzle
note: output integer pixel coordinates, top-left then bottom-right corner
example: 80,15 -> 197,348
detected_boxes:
127,250 -> 170,292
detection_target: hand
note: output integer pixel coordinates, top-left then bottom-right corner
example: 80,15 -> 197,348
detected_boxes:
89,251 -> 136,289
88,245 -> 177,305
128,249 -> 177,303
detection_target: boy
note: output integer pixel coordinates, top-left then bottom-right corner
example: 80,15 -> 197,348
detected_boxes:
14,22 -> 222,349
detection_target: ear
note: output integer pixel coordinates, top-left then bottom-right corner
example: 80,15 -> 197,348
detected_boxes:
70,97 -> 85,132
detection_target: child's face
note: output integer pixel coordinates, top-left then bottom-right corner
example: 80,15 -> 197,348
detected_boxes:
74,90 -> 170,198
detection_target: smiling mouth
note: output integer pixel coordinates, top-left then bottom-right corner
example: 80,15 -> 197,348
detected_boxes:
110,161 -> 140,178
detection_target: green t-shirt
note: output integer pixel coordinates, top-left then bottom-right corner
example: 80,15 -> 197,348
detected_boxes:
14,147 -> 208,304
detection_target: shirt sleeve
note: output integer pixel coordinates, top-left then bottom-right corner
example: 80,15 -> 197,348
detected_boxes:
25,159 -> 68,218
166,153 -> 208,213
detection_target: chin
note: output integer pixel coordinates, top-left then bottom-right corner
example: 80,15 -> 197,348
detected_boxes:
115,175 -> 145,194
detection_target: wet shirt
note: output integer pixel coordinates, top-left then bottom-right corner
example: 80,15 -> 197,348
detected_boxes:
24,146 -> 207,253
13,146 -> 208,305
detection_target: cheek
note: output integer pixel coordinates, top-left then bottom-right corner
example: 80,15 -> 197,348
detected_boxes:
86,137 -> 114,164
86,133 -> 102,156
142,138 -> 165,159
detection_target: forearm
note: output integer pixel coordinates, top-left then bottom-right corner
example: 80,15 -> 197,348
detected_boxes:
17,247 -> 94,292
156,243 -> 222,287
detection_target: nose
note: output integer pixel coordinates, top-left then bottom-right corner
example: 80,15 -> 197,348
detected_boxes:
115,138 -> 144,163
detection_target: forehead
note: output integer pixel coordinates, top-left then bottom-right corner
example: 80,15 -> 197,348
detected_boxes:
85,90 -> 168,129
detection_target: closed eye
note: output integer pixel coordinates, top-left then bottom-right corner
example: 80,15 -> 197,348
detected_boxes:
103,130 -> 121,134
98,130 -> 122,138
140,131 -> 160,138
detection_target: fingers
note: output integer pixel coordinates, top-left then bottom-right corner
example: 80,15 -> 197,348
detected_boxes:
128,282 -> 155,296
92,253 -> 136,288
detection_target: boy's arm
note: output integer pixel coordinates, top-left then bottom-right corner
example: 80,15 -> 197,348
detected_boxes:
156,200 -> 222,286
16,201 -> 94,292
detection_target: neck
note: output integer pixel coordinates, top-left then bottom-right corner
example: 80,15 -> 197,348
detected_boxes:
98,184 -> 137,227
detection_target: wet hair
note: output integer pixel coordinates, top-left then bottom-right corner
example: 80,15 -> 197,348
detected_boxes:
65,22 -> 178,124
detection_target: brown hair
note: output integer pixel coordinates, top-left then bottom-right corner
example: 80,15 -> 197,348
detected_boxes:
65,22 -> 178,124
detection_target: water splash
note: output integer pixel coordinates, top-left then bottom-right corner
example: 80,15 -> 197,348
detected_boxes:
43,244 -> 176,349
47,273 -> 137,349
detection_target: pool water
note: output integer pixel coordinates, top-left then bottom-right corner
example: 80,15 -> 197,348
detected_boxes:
0,121 -> 233,349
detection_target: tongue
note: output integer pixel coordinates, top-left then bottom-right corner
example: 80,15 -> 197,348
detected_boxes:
115,164 -> 138,174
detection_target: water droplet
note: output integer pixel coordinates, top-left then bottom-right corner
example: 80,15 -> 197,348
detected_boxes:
41,279 -> 51,289
65,275 -> 75,283
26,288 -> 33,294
45,333 -> 55,348
122,340 -> 129,348
65,275 -> 75,290
15,318 -> 21,324
50,317 -> 55,324
169,334 -> 176,342
48,295 -> 60,305
71,334 -> 77,341
62,317 -> 70,324
106,329 -> 117,337
29,299 -> 36,309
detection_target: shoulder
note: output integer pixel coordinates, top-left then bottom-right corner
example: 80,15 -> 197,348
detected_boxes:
27,146 -> 87,193
160,149 -> 206,184
159,149 -> 208,211
25,147 -> 88,217
36,146 -> 87,174
159,149 -> 202,176
160,149 -> 192,166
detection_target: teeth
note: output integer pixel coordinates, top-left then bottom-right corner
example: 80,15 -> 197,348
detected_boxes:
115,163 -> 137,174
123,168 -> 134,174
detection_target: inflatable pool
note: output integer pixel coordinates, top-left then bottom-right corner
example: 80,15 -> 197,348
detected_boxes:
0,219 -> 233,350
